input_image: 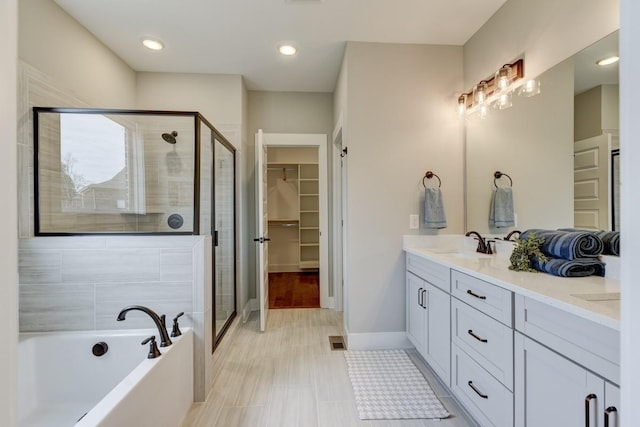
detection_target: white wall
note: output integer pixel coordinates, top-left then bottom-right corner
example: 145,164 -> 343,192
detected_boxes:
0,0 -> 18,424
18,0 -> 136,108
464,0 -> 619,89
620,0 -> 640,424
465,58 -> 574,234
343,42 -> 464,336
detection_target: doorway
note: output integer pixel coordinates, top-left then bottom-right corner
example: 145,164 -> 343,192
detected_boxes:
255,133 -> 329,327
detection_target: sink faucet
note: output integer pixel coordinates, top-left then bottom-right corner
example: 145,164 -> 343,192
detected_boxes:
504,230 -> 521,241
117,305 -> 172,347
465,231 -> 492,254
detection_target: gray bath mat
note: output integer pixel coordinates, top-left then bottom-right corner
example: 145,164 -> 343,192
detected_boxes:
344,350 -> 450,420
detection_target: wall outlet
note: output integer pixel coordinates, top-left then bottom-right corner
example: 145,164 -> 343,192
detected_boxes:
409,214 -> 419,229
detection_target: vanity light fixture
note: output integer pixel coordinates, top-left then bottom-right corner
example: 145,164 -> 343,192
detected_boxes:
517,79 -> 541,97
457,58 -> 524,114
278,44 -> 297,56
142,38 -> 164,51
596,56 -> 619,66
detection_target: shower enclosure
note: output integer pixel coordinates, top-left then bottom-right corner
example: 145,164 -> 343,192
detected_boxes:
33,107 -> 236,347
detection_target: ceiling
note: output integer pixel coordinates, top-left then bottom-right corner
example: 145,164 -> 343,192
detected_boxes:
54,0 -> 507,93
574,30 -> 619,95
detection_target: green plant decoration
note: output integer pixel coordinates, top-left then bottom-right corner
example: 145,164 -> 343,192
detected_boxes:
509,233 -> 547,272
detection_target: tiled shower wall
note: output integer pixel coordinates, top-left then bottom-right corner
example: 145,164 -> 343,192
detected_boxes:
18,235 -> 214,401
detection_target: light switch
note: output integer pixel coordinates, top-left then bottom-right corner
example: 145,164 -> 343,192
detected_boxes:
409,214 -> 419,229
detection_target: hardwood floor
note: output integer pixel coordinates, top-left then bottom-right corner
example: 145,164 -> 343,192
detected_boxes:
182,309 -> 476,427
268,272 -> 320,309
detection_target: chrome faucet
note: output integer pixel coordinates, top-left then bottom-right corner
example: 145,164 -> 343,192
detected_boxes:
117,305 -> 172,347
465,231 -> 493,254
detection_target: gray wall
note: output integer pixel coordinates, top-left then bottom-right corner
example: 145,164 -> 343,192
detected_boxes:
1,0 -> 18,424
246,91 -> 334,299
341,42 -> 465,336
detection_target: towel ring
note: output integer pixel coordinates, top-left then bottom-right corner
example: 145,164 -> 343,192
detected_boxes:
493,171 -> 513,188
423,171 -> 442,188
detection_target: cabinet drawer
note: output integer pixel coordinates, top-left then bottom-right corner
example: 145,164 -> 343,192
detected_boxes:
452,344 -> 514,427
515,295 -> 619,384
452,270 -> 513,326
452,298 -> 513,390
406,253 -> 450,292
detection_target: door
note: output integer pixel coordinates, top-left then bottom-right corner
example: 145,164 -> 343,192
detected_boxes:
255,129 -> 269,332
406,272 -> 425,353
574,134 -> 610,229
515,333 -> 604,427
425,283 -> 450,386
604,382 -> 620,427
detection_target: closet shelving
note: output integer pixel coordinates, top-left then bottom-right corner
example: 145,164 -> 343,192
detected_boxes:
298,163 -> 319,269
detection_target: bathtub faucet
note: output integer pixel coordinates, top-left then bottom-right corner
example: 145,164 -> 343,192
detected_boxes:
116,305 -> 173,347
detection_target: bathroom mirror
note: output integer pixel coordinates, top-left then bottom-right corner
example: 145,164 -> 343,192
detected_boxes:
465,30 -> 619,239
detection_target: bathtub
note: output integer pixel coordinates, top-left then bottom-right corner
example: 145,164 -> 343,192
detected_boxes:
19,328 -> 193,427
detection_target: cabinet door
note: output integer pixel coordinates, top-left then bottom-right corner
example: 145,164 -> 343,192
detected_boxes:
425,283 -> 451,386
406,272 -> 425,353
604,382 -> 620,427
515,333 -> 604,427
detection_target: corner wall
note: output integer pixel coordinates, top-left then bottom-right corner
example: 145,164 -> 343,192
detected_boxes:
343,42 -> 464,340
0,0 -> 18,424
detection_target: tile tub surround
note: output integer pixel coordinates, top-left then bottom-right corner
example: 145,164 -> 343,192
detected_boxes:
402,235 -> 621,330
18,235 -> 215,401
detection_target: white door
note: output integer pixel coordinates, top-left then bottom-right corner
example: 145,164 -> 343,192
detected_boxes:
574,134 -> 609,229
255,129 -> 269,332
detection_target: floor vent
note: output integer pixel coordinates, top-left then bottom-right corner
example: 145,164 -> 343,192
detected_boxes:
329,335 -> 346,351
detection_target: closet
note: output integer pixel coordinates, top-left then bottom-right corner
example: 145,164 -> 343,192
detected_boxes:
267,147 -> 319,272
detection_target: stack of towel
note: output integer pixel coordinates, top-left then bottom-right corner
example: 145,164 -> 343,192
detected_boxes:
489,187 -> 515,228
519,229 -> 605,277
559,228 -> 620,256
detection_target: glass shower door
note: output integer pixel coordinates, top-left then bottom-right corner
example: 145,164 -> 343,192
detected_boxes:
213,136 -> 236,344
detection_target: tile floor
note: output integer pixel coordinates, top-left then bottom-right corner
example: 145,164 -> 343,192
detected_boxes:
182,309 -> 476,427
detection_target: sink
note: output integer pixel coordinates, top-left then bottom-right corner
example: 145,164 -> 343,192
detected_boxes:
423,248 -> 493,259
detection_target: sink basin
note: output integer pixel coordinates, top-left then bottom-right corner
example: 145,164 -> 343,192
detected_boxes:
571,292 -> 620,302
423,248 -> 493,259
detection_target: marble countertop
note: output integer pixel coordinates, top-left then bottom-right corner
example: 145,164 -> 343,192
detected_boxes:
403,235 -> 620,331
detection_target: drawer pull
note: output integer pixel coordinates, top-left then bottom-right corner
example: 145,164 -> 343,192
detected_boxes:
467,381 -> 488,399
604,406 -> 617,427
585,394 -> 597,427
466,289 -> 487,300
468,329 -> 488,343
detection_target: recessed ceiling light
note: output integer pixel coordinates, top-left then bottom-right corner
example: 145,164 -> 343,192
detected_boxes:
596,56 -> 619,66
142,38 -> 164,51
279,44 -> 297,56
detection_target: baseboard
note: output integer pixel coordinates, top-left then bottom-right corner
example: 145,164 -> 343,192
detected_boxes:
268,264 -> 301,273
322,296 -> 334,309
345,330 -> 414,351
242,298 -> 258,323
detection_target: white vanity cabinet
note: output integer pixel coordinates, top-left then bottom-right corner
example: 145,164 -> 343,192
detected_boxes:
514,295 -> 620,427
406,254 -> 451,386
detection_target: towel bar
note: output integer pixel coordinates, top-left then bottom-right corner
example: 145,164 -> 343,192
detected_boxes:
493,171 -> 513,188
423,171 -> 442,188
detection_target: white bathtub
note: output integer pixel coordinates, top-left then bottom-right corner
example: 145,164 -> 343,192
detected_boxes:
19,328 -> 193,427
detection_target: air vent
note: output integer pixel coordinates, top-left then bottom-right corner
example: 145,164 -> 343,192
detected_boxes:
329,335 -> 346,351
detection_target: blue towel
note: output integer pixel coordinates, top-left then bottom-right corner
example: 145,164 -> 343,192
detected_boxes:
531,256 -> 605,277
423,187 -> 447,229
520,229 -> 603,260
596,231 -> 620,256
489,187 -> 515,228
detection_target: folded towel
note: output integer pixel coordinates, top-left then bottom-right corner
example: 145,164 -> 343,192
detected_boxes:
423,187 -> 447,229
520,229 -> 603,260
489,187 -> 515,228
596,231 -> 620,256
531,256 -> 605,277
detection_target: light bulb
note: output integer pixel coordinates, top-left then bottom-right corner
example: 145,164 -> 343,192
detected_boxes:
457,94 -> 467,116
494,65 -> 512,93
473,81 -> 488,106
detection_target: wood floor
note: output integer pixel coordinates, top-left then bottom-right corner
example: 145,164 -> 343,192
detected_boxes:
268,272 -> 320,309
181,309 -> 476,427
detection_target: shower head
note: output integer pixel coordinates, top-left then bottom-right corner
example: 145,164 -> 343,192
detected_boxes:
162,131 -> 178,144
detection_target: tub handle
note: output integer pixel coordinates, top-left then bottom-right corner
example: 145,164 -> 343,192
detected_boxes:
141,335 -> 162,359
171,312 -> 184,337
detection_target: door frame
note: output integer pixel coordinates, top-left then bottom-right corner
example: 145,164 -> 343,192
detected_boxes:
261,133 -> 331,308
332,116 -> 345,313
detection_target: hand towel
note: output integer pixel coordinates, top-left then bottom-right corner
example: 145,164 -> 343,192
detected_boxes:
520,229 -> 604,260
489,187 -> 515,228
531,256 -> 605,277
423,187 -> 447,229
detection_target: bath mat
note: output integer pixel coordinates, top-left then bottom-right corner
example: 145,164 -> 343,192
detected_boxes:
344,350 -> 449,420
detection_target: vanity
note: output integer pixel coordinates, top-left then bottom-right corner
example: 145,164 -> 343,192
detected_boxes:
404,236 -> 620,427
